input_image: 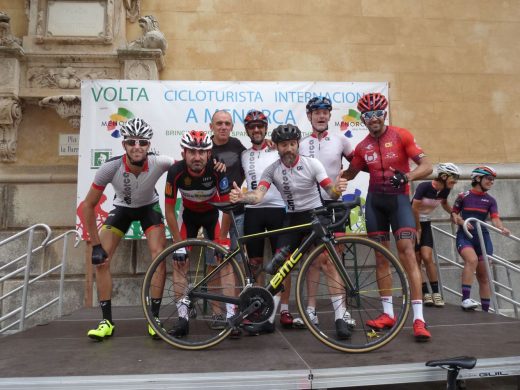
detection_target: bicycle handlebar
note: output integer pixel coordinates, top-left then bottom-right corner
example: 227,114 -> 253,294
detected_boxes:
312,196 -> 362,231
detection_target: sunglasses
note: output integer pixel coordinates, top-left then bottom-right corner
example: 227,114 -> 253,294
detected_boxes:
125,139 -> 150,147
361,110 -> 385,120
483,175 -> 495,182
246,123 -> 266,130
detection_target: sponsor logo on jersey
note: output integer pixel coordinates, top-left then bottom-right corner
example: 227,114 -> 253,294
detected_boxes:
385,142 -> 393,148
184,177 -> 192,186
219,177 -> 229,190
364,151 -> 378,163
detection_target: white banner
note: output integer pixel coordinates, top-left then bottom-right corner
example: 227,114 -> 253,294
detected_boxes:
77,80 -> 389,239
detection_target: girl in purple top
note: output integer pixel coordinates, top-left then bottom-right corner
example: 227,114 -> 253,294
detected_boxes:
451,166 -> 510,312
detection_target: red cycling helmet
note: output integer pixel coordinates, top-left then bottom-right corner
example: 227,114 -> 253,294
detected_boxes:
244,109 -> 268,127
471,166 -> 497,181
181,130 -> 212,150
357,93 -> 388,113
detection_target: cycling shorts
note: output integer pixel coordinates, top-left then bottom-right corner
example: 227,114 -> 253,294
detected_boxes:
456,229 -> 493,260
415,220 -> 434,251
365,193 -> 416,243
277,209 -> 330,254
182,207 -> 219,240
102,202 -> 164,237
244,207 -> 286,258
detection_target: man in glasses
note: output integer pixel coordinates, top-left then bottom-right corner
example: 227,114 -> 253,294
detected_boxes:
412,162 -> 460,308
451,166 -> 510,312
342,93 -> 434,342
82,117 -> 174,341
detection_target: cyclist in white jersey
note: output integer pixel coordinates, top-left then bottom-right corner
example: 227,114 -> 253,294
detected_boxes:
82,118 -> 174,341
240,110 -> 288,334
295,96 -> 356,328
230,124 -> 353,340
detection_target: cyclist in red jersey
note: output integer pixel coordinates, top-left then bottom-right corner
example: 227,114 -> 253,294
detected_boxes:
343,93 -> 433,341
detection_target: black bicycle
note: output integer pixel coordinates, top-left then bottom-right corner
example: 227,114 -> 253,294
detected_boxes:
142,197 -> 410,352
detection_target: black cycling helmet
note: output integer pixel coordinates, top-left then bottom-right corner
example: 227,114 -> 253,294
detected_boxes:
244,109 -> 268,127
271,124 -> 302,143
306,96 -> 332,113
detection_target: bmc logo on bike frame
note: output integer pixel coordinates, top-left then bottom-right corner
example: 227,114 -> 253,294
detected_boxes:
269,252 -> 303,289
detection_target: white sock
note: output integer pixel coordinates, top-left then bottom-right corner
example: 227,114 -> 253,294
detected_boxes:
331,295 -> 345,320
269,295 -> 281,323
412,300 -> 424,322
381,296 -> 394,318
226,303 -> 235,319
177,302 -> 188,319
280,303 -> 289,313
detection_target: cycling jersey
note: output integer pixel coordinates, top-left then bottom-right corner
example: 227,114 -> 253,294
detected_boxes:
452,189 -> 499,233
92,154 -> 174,208
412,181 -> 451,221
241,143 -> 285,208
349,126 -> 426,195
259,155 -> 330,212
164,160 -> 231,212
300,131 -> 354,200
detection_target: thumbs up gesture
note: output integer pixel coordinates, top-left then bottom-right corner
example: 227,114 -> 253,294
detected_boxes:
230,181 -> 243,203
333,169 -> 348,197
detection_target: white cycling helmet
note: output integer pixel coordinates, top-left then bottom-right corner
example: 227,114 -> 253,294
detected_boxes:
437,162 -> 460,177
120,117 -> 153,139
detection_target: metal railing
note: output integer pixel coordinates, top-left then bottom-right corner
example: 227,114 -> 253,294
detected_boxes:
432,219 -> 520,318
0,224 -> 81,334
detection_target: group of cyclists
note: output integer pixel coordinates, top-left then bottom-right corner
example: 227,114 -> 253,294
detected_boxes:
82,92 -> 510,344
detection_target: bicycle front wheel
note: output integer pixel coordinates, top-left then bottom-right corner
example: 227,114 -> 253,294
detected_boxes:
296,235 -> 410,353
142,238 -> 246,350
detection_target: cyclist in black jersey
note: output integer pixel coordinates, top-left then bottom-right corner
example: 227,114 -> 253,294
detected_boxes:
83,118 -> 174,341
164,130 -> 237,338
210,110 -> 247,253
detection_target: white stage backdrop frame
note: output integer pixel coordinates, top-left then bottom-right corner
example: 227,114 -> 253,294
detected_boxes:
77,80 -> 389,240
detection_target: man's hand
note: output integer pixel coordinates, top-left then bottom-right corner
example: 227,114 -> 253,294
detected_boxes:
333,170 -> 348,197
92,244 -> 108,265
213,158 -> 226,173
390,170 -> 409,189
230,181 -> 244,203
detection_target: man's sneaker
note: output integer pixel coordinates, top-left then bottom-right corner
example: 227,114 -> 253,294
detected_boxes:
87,319 -> 115,341
168,317 -> 189,338
293,308 -> 319,329
147,317 -> 163,340
244,321 -> 275,336
335,319 -> 351,340
366,313 -> 396,330
432,293 -> 445,307
461,298 -> 479,311
279,310 -> 294,328
343,310 -> 356,329
413,319 -> 431,342
210,313 -> 226,330
423,293 -> 434,307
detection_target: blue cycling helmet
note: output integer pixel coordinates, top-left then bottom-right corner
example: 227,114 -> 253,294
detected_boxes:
306,96 -> 332,113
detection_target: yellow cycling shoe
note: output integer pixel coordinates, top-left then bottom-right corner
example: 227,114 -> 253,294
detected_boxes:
87,319 -> 115,341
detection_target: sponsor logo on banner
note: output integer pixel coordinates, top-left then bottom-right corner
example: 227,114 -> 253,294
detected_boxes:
102,107 -> 134,138
91,149 -> 112,168
339,109 -> 364,137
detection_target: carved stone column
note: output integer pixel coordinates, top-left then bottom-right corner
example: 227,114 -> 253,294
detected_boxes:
39,95 -> 81,128
0,97 -> 22,162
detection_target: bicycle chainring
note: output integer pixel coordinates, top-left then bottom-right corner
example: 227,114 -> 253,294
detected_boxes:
238,286 -> 274,324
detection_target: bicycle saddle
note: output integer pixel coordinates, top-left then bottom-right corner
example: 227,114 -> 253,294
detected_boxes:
426,356 -> 477,369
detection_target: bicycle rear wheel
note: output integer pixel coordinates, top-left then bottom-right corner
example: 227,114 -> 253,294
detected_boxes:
296,235 -> 410,353
142,238 -> 245,350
